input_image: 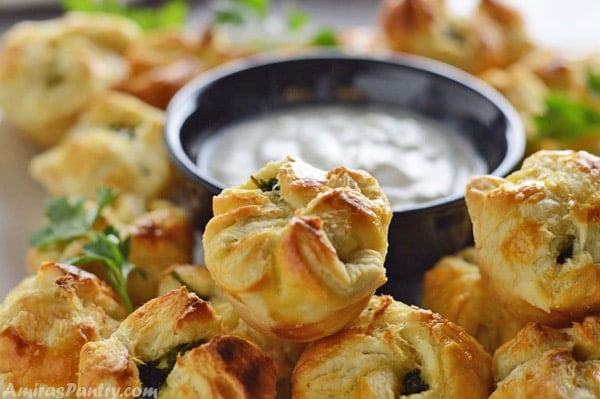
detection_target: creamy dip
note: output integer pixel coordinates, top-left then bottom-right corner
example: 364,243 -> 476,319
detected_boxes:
196,104 -> 487,210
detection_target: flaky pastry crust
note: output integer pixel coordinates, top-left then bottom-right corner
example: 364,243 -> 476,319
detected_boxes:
79,287 -> 279,398
158,264 -> 306,398
29,91 -> 172,199
202,157 -> 392,342
466,150 -> 600,324
422,247 -> 524,353
0,12 -> 140,147
380,0 -> 531,74
0,262 -> 125,394
491,315 -> 600,398
292,295 -> 493,398
26,194 -> 195,307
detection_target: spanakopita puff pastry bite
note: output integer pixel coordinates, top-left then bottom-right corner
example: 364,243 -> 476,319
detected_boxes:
26,194 -> 195,307
380,0 -> 531,74
29,91 -> 172,200
202,157 -> 392,342
158,264 -> 307,398
78,286 -> 278,399
0,262 -> 126,394
291,295 -> 493,399
466,150 -> 600,324
490,315 -> 600,398
0,12 -> 141,147
422,247 -> 524,354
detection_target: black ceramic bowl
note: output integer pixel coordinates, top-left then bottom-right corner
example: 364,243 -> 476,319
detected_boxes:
165,50 -> 525,304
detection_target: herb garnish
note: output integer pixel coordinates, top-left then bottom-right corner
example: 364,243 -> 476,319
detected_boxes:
60,0 -> 189,31
29,187 -> 136,313
535,92 -> 600,142
68,226 -> 136,313
29,187 -> 116,248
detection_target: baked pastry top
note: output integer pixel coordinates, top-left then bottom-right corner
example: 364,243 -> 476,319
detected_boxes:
466,150 -> 600,324
380,0 -> 531,74
422,247 -> 524,353
0,262 -> 125,392
26,193 -> 195,307
202,157 -> 392,342
292,295 -> 493,398
490,315 -> 600,398
0,12 -> 141,147
78,286 -> 278,399
29,91 -> 172,200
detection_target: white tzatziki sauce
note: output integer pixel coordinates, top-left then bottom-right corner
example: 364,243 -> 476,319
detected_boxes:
196,104 -> 487,210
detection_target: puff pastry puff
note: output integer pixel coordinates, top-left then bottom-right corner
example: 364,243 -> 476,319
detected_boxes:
158,264 -> 307,398
78,286 -> 277,399
292,295 -> 493,398
202,157 -> 392,342
0,262 -> 126,395
29,91 -> 172,200
26,193 -> 194,307
466,150 -> 600,325
380,0 -> 531,74
422,247 -> 524,353
0,12 -> 141,147
490,315 -> 600,398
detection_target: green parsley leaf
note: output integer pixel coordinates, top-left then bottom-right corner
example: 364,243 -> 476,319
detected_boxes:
588,72 -> 600,99
69,226 -> 136,313
287,8 -> 310,32
60,0 -> 189,31
311,28 -> 338,47
239,0 -> 269,18
535,92 -> 600,142
29,187 -> 117,249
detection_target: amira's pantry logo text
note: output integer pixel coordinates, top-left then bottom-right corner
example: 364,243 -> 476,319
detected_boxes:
2,383 -> 158,398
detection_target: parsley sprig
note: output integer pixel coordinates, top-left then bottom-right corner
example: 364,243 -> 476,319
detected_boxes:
69,226 -> 135,313
29,188 -> 136,313
29,187 -> 116,248
535,72 -> 600,142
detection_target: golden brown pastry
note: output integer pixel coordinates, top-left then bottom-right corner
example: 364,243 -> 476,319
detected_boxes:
158,264 -> 307,398
117,29 -> 226,109
380,0 -> 531,74
0,12 -> 141,147
0,262 -> 126,394
203,157 -> 392,342
27,193 -> 195,307
466,150 -> 600,325
78,286 -> 278,399
490,315 -> 600,398
292,295 -> 493,398
159,335 -> 277,399
422,247 -> 523,353
29,91 -> 172,200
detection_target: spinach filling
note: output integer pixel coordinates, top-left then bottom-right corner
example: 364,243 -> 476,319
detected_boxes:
137,340 -> 205,398
402,369 -> 429,395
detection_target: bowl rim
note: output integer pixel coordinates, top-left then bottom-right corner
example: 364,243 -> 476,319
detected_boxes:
165,49 -> 525,213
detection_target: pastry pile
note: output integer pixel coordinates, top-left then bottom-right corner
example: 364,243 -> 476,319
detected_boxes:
423,149 -> 600,397
0,158 -> 494,398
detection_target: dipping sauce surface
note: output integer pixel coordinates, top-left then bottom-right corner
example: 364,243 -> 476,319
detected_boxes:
197,104 -> 487,210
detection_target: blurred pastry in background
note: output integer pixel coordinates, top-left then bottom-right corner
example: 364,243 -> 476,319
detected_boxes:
380,0 -> 532,74
29,91 -> 172,200
0,12 -> 141,147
